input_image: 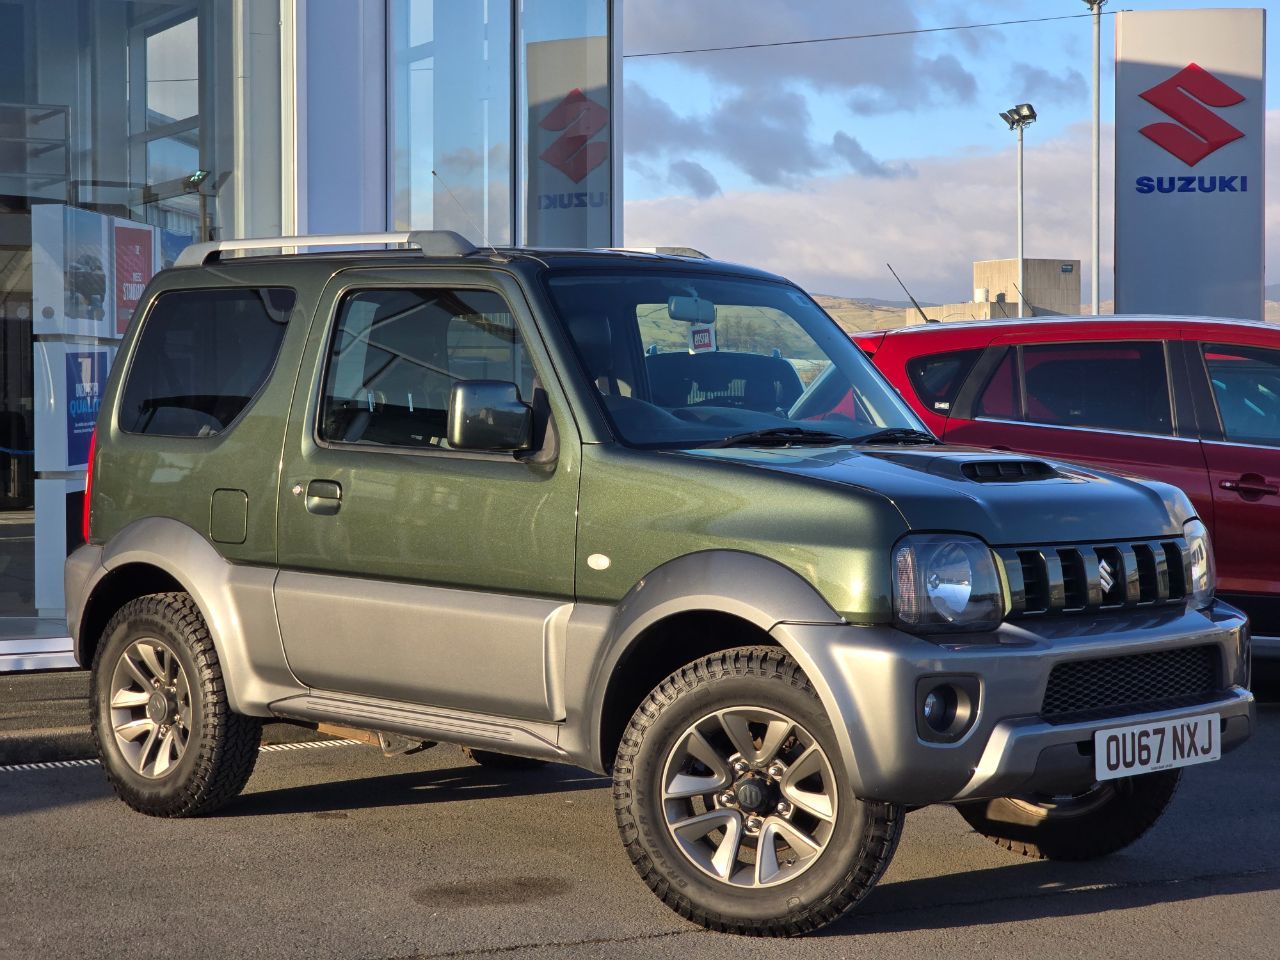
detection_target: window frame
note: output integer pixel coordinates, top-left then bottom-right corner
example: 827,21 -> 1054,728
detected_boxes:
116,285 -> 297,439
312,283 -> 551,463
968,339 -> 1185,440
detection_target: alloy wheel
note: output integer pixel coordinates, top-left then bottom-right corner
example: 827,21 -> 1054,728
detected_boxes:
660,706 -> 837,888
108,638 -> 193,778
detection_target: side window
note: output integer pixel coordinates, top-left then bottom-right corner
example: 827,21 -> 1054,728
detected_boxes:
119,287 -> 295,437
1202,343 -> 1280,447
905,349 -> 981,415
319,288 -> 532,450
1022,341 -> 1172,435
975,349 -> 1019,419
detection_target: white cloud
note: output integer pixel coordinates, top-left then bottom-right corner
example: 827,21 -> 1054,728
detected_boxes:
625,111 -> 1279,303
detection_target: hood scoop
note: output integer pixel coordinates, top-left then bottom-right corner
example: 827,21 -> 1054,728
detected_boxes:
958,459 -> 1058,482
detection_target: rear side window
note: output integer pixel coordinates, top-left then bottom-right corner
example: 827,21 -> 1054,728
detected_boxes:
1202,343 -> 1280,447
905,349 -> 981,415
1022,341 -> 1171,435
119,288 -> 295,437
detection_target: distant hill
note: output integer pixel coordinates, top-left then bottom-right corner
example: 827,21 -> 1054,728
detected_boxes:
811,295 -> 912,333
1265,283 -> 1280,301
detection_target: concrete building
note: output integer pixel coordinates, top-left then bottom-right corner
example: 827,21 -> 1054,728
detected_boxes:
0,0 -> 621,668
909,258 -> 1083,324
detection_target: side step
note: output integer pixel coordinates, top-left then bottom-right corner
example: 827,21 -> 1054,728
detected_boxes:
269,691 -> 568,763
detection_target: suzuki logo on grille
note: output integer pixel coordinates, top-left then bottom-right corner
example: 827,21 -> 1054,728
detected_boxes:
1098,558 -> 1116,594
1138,63 -> 1245,166
539,88 -> 609,183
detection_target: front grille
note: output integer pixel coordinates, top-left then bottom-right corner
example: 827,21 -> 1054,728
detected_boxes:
1041,644 -> 1221,722
999,537 -> 1190,617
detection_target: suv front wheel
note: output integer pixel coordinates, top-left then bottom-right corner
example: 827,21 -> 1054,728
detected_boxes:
613,647 -> 902,936
90,592 -> 262,817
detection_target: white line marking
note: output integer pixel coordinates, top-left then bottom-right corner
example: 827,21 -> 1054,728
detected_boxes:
0,738 -> 362,774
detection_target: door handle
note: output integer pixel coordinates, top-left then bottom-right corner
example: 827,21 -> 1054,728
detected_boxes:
1219,474 -> 1279,499
304,479 -> 342,515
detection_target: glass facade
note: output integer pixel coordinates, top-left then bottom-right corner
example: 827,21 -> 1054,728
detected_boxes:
389,0 -> 614,246
0,0 -> 615,660
0,0 -> 283,630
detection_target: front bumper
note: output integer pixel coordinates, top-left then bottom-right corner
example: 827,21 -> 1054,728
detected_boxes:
772,601 -> 1253,807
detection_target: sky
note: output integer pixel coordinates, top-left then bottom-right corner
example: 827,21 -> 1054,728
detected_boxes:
620,1 -> 1278,303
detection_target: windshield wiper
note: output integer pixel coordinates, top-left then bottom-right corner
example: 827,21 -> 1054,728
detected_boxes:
702,427 -> 853,449
853,427 -> 940,446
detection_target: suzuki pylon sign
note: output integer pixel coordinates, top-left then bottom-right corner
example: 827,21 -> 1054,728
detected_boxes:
1115,9 -> 1266,322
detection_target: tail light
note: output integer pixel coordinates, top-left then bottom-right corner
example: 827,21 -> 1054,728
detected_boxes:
82,428 -> 96,543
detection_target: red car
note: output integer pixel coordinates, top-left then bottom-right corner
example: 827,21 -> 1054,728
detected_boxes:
854,316 -> 1279,660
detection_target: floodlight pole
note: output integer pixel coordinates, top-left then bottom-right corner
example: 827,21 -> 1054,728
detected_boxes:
1017,122 -> 1025,319
1085,0 -> 1106,316
1001,104 -> 1036,318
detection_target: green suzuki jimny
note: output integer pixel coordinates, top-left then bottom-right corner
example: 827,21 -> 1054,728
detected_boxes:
66,232 -> 1254,936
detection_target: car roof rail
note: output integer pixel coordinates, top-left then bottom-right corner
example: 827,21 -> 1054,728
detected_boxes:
174,230 -> 477,268
612,246 -> 710,259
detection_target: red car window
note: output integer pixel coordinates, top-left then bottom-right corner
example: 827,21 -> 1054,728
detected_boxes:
1203,343 -> 1280,447
976,350 -> 1018,419
1020,342 -> 1172,435
905,349 -> 982,415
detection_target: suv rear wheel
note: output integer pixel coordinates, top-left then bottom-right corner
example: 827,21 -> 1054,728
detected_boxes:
90,592 -> 262,817
956,770 -> 1180,860
613,647 -> 902,936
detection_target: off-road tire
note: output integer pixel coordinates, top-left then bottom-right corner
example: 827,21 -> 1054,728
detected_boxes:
461,746 -> 547,770
956,770 -> 1180,861
90,592 -> 262,817
613,646 -> 902,936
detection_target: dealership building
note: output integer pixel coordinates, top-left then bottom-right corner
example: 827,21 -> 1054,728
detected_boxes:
0,0 -> 621,665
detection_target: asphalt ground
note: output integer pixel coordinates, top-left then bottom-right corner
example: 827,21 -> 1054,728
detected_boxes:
1,699 -> 1277,960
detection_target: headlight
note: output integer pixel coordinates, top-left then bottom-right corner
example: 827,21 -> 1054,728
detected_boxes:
893,534 -> 1005,633
1184,519 -> 1216,610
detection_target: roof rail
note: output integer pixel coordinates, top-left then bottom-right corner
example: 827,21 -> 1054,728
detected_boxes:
174,230 -> 477,268
612,246 -> 710,259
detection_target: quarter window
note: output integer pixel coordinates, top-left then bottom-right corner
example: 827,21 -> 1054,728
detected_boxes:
319,288 -> 532,450
1202,343 -> 1280,447
119,287 -> 295,437
975,349 -> 1018,419
905,349 -> 982,415
1021,341 -> 1172,435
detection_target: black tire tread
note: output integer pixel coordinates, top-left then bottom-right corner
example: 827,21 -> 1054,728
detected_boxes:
612,646 -> 902,937
90,592 -> 262,817
956,770 -> 1179,861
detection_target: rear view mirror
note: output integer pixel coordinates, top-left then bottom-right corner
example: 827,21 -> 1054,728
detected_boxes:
668,295 -> 715,323
447,381 -> 533,452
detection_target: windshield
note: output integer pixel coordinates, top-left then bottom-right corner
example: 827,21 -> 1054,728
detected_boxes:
544,270 -> 924,448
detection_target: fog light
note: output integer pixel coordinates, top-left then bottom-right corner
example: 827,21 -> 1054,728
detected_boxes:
915,676 -> 980,743
921,685 -> 957,732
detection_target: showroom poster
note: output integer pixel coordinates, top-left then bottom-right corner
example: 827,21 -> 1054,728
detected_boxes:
34,342 -> 115,473
65,350 -> 107,467
113,222 -> 156,334
525,36 -> 612,247
31,205 -> 115,337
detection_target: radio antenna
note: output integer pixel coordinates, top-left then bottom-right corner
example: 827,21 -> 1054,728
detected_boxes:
431,169 -> 500,258
887,263 -> 937,324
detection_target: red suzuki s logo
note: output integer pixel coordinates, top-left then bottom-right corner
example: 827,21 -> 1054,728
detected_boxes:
1138,63 -> 1245,166
539,88 -> 609,183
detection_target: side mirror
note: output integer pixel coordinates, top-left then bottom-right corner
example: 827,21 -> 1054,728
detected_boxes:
447,380 -> 533,452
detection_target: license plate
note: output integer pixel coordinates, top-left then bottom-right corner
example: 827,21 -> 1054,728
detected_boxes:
1093,713 -> 1221,781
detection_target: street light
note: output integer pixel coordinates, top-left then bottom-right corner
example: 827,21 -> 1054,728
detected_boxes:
1083,0 -> 1106,316
1000,103 -> 1037,318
